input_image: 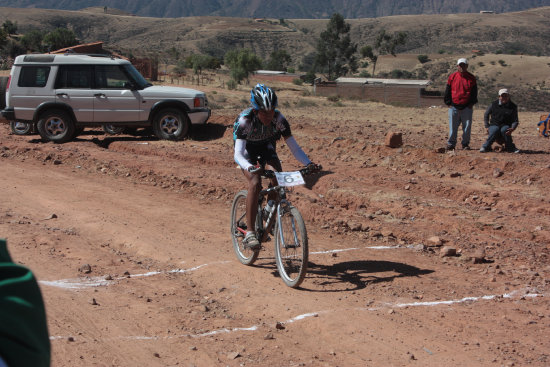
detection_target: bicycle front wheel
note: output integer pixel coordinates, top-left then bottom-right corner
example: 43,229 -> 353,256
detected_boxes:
230,190 -> 260,265
274,206 -> 308,288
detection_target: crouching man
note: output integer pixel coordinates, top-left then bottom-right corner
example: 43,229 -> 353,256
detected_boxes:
480,88 -> 520,153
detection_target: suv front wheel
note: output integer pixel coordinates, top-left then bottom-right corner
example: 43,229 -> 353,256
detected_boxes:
152,108 -> 190,141
37,109 -> 75,143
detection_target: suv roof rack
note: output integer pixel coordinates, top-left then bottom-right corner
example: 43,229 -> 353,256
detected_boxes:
60,52 -> 121,59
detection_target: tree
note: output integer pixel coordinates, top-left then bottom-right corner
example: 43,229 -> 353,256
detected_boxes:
303,69 -> 317,84
43,28 -> 79,52
417,54 -> 430,64
21,30 -> 44,52
2,20 -> 17,35
224,49 -> 263,84
314,13 -> 357,81
0,28 -> 7,49
184,54 -> 221,75
360,45 -> 377,73
265,50 -> 291,71
361,30 -> 407,76
4,39 -> 26,58
172,60 -> 187,76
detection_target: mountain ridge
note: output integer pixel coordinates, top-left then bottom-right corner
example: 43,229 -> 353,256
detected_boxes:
2,6 -> 549,60
0,0 -> 549,19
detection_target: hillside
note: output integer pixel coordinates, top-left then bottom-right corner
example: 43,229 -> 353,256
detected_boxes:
1,6 -> 549,110
2,7 -> 550,58
0,0 -> 549,18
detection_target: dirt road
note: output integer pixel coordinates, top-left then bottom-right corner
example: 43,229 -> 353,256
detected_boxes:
1,96 -> 549,366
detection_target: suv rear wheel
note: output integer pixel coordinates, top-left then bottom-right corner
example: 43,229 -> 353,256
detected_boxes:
152,108 -> 190,141
103,124 -> 126,135
37,109 -> 75,143
10,121 -> 34,135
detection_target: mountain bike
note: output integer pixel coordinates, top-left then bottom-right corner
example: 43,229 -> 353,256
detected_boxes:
230,164 -> 320,288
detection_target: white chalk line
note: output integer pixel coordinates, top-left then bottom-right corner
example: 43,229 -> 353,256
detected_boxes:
39,261 -> 230,289
374,289 -> 542,309
49,289 -> 544,342
40,245 -> 401,289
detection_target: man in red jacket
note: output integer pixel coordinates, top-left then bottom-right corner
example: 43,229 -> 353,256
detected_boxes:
444,58 -> 478,151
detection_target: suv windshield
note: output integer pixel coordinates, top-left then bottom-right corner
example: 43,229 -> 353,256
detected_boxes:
123,64 -> 152,89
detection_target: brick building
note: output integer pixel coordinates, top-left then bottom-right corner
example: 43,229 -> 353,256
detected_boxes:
314,77 -> 444,107
252,70 -> 305,83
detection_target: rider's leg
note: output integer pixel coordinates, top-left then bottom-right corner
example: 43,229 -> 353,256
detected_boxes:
242,168 -> 261,242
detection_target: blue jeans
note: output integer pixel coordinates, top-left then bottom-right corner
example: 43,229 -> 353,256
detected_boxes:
482,125 -> 516,151
447,106 -> 473,147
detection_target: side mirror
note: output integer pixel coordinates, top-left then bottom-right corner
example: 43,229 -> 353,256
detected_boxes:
123,81 -> 136,90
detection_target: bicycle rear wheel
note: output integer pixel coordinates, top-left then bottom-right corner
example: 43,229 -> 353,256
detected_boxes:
230,190 -> 260,265
274,206 -> 308,288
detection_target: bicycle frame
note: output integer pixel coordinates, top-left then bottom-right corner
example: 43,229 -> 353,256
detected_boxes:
231,164 -> 320,287
257,184 -> 288,242
233,177 -> 295,243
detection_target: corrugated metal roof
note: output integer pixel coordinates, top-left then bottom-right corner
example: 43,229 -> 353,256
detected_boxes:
336,77 -> 430,86
255,70 -> 287,75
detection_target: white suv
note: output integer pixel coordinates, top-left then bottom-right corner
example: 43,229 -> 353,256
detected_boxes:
1,53 -> 210,143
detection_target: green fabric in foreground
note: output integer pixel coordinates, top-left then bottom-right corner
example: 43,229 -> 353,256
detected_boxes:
0,238 -> 50,367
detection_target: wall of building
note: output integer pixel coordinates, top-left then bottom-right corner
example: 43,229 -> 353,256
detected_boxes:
251,73 -> 303,83
314,82 -> 444,107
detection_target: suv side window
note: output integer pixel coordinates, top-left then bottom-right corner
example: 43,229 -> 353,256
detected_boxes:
94,65 -> 132,89
55,65 -> 93,89
18,66 -> 51,87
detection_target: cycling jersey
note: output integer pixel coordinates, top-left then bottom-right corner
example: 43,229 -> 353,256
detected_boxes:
233,108 -> 311,170
233,108 -> 291,145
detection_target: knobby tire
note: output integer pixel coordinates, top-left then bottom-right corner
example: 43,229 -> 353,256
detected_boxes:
230,190 -> 260,265
274,206 -> 308,288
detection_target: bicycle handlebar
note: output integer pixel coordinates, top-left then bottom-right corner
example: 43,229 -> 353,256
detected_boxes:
249,155 -> 321,178
261,163 -> 322,179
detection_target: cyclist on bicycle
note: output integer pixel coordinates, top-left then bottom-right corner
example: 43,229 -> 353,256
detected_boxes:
233,84 -> 320,249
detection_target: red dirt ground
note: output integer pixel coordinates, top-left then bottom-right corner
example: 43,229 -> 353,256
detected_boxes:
1,93 -> 549,366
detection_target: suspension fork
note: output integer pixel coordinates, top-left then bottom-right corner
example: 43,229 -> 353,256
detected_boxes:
275,199 -> 298,248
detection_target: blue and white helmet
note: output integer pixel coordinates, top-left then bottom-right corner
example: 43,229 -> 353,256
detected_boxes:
250,84 -> 278,111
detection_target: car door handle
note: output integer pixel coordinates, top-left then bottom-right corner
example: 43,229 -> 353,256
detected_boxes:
56,93 -> 68,97
94,93 -> 106,97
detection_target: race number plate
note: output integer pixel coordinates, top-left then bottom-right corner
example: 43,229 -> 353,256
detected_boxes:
275,171 -> 305,187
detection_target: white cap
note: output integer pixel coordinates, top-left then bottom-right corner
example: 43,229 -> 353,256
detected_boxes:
457,58 -> 468,65
499,88 -> 509,96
